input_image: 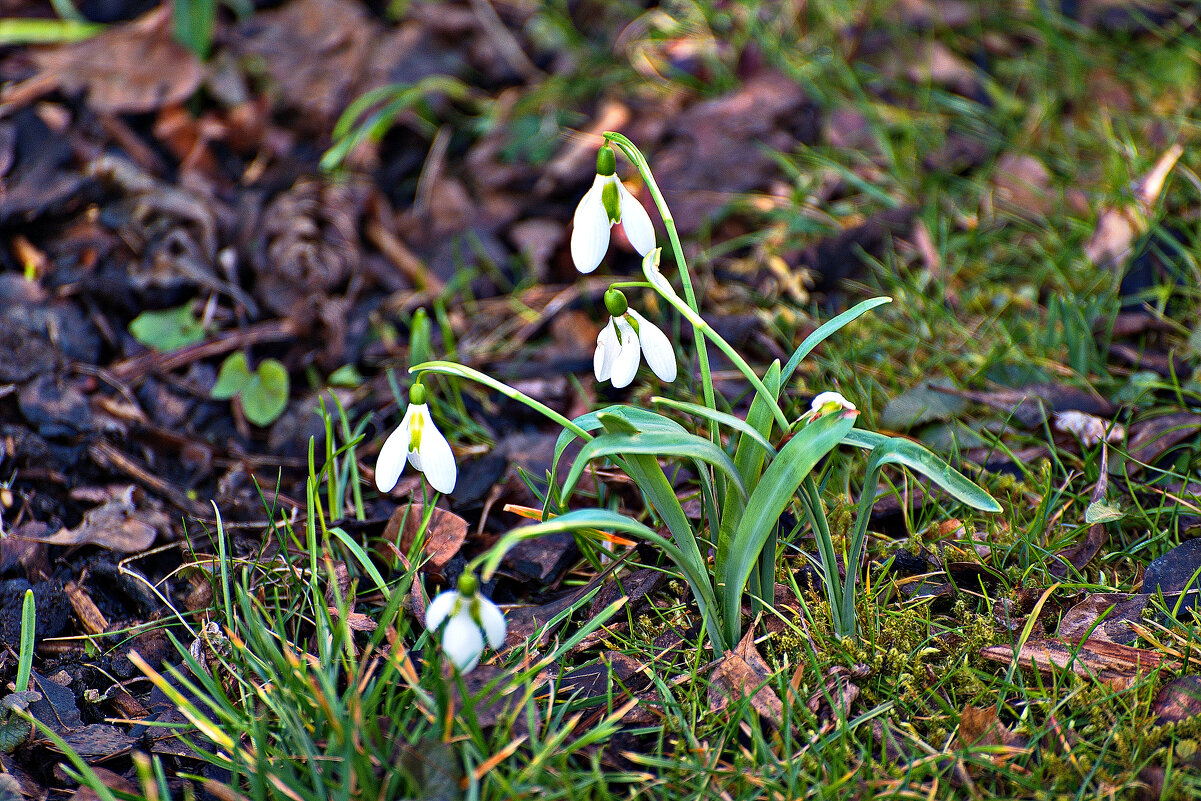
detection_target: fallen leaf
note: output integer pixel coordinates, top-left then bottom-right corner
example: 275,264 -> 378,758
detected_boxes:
1084,144 -> 1183,272
231,0 -> 373,127
1058,593 -> 1149,645
799,663 -> 869,726
956,704 -> 1027,750
383,503 -> 468,570
1152,675 -> 1201,724
882,380 -> 969,430
992,153 -> 1055,220
1122,412 -> 1201,472
1053,410 -> 1125,447
26,486 -> 169,553
1140,539 -> 1201,619
28,7 -> 202,115
654,71 -> 815,235
981,638 -> 1176,691
708,629 -> 785,729
327,607 -> 378,632
936,382 -> 1116,429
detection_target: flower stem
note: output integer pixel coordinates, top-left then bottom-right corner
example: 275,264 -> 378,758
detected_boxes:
410,361 -> 595,442
603,133 -> 718,436
639,252 -> 792,433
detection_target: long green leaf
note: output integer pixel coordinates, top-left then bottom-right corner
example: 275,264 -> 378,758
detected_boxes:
480,509 -> 726,652
551,405 -> 685,478
561,430 -> 746,503
721,412 -> 855,644
840,430 -> 1001,512
651,396 -> 777,458
717,361 -> 782,582
593,414 -> 717,646
837,433 -> 1001,636
781,297 -> 892,384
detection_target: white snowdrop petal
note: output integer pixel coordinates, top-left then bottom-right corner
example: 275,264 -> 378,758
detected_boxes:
630,311 -> 676,383
594,319 -> 619,382
477,597 -> 507,649
441,614 -> 485,672
610,316 -> 641,389
810,391 -> 855,413
417,415 -> 457,495
571,176 -> 611,274
617,182 -> 655,256
374,406 -> 417,492
424,590 -> 459,631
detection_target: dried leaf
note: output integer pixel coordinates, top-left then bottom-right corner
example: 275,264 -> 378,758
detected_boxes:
1152,676 -> 1201,724
1084,144 -> 1183,271
1058,593 -> 1149,645
956,705 -> 1027,750
992,153 -> 1055,220
1141,539 -> 1201,619
980,638 -> 1176,691
231,0 -> 373,127
383,503 -> 468,569
708,629 -> 785,729
801,664 -> 869,725
29,7 -> 202,115
27,486 -> 168,553
1122,412 -> 1201,471
1054,410 -> 1125,447
654,71 -> 814,235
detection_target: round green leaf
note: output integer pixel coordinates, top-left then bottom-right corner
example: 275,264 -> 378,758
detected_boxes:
211,352 -> 252,400
240,359 -> 290,427
129,305 -> 207,352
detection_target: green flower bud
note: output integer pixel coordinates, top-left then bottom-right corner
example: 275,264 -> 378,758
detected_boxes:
457,573 -> 479,597
596,145 -> 616,177
604,287 -> 629,317
410,383 -> 428,406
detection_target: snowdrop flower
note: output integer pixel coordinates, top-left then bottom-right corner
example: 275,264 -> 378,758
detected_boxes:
571,145 -> 656,273
594,288 -> 677,389
803,391 -> 856,422
424,574 -> 506,673
376,383 -> 456,494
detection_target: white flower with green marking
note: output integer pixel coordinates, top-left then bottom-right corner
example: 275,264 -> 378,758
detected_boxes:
594,288 -> 677,389
424,576 -> 506,673
375,384 -> 456,494
571,145 -> 656,273
804,391 -> 856,422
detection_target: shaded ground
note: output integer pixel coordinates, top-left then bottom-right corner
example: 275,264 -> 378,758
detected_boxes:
0,0 -> 1200,798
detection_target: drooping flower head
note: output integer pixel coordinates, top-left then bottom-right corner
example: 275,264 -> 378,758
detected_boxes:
424,573 -> 506,673
802,391 -> 856,423
375,383 -> 456,494
571,145 -> 656,273
594,287 -> 677,389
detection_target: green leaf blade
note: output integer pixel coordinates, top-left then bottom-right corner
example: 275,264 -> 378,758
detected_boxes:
721,412 -> 856,643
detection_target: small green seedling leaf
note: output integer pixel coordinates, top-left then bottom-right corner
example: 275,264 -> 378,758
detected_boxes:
212,352 -> 252,399
328,364 -> 363,388
1085,501 -> 1124,525
128,305 -> 207,352
211,354 -> 290,426
240,359 -> 290,427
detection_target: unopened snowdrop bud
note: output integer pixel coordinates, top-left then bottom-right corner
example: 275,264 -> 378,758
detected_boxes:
424,574 -> 507,673
594,292 -> 677,389
375,383 -> 456,494
803,391 -> 856,422
571,145 -> 656,273
603,287 -> 629,317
